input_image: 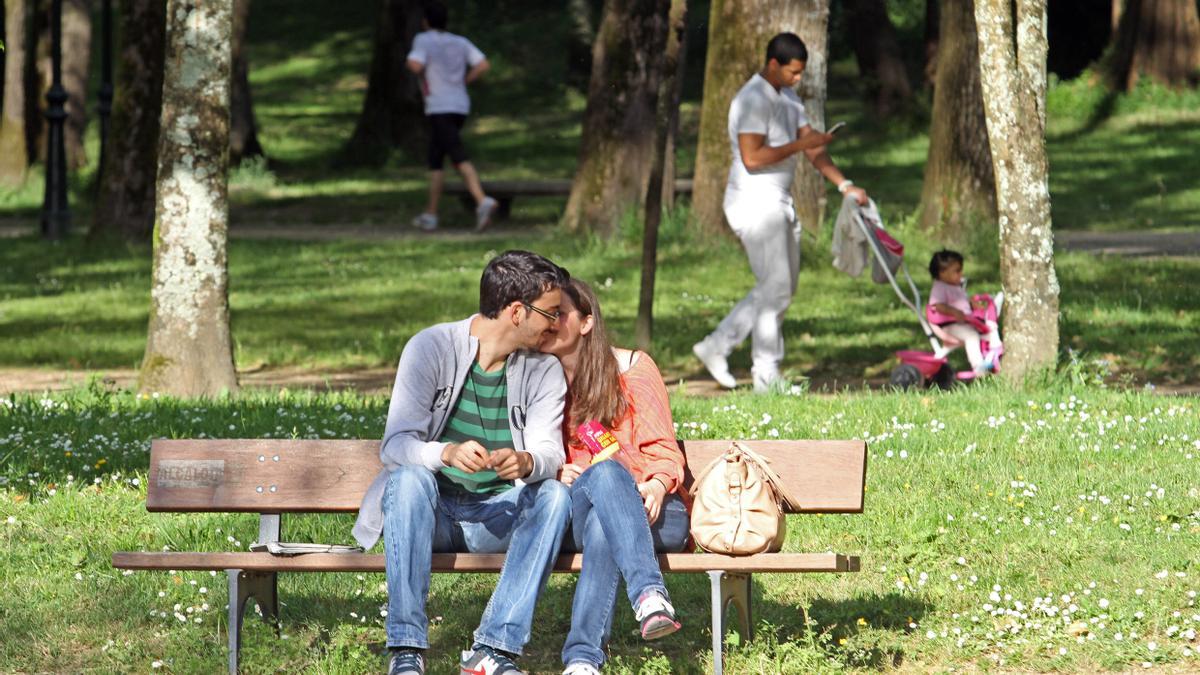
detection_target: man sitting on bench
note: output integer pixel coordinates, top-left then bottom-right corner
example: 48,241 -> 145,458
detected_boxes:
351,250 -> 573,675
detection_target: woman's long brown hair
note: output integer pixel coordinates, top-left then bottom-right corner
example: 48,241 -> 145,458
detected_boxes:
563,279 -> 627,430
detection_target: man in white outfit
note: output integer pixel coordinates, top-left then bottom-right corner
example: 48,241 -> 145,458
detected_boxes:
407,2 -> 499,232
693,32 -> 869,392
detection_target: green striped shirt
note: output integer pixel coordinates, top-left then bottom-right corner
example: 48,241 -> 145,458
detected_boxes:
437,363 -> 514,494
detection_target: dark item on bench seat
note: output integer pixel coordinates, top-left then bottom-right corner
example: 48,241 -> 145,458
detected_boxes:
445,178 -> 694,221
114,438 -> 866,674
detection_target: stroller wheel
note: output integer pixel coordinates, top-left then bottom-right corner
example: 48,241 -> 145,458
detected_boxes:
889,364 -> 923,390
932,363 -> 957,390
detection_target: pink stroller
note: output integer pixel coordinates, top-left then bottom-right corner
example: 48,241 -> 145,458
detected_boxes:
836,198 -> 1002,390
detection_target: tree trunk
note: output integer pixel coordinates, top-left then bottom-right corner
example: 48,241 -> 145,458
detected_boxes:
229,0 -> 262,164
925,0 -> 940,90
140,0 -> 238,397
1104,0 -> 1200,90
637,0 -> 686,349
917,0 -> 995,244
340,0 -> 424,166
846,0 -> 913,117
89,0 -> 164,241
1,0 -> 30,184
561,0 -> 672,236
692,0 -> 831,237
658,0 -> 687,208
975,0 -> 1060,382
32,0 -> 90,168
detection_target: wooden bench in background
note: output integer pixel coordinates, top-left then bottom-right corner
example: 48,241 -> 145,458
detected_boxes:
113,438 -> 866,674
445,178 -> 695,220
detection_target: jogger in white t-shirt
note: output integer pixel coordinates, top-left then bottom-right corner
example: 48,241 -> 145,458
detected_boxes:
692,32 -> 870,392
406,2 -> 499,232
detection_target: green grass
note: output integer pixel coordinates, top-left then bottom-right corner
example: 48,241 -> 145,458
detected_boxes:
2,384 -> 1198,672
2,220 -> 1198,387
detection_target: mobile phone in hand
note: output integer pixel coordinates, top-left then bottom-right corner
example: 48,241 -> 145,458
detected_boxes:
827,121 -> 847,135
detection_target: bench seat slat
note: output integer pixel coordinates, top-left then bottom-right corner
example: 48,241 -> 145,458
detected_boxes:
145,438 -> 866,514
112,551 -> 859,574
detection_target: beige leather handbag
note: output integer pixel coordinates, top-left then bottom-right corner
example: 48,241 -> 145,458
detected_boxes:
688,442 -> 802,555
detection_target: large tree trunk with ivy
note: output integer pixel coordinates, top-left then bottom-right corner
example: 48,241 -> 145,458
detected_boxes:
846,0 -> 913,116
340,0 -> 424,166
917,0 -> 995,244
975,0 -> 1060,381
561,0 -> 672,236
140,0 -> 238,397
31,0 -> 90,169
692,0 -> 831,237
1104,0 -> 1200,90
89,0 -> 164,241
229,0 -> 262,164
1,0 -> 30,184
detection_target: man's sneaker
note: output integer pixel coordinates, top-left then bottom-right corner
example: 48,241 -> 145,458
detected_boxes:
692,340 -> 736,389
475,196 -> 499,231
412,213 -> 438,232
460,644 -> 524,675
634,590 -> 681,640
752,370 -> 789,394
388,648 -> 425,675
562,663 -> 601,675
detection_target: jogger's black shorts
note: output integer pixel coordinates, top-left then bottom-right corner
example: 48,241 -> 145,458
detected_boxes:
426,113 -> 469,170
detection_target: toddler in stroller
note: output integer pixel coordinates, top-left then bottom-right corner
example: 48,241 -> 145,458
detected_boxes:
926,250 -> 1003,377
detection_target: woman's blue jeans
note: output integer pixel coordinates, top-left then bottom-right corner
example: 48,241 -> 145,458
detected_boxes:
560,460 -> 691,668
381,465 -> 571,655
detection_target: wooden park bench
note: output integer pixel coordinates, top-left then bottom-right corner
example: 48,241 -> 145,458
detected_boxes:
445,178 -> 695,220
113,438 -> 865,674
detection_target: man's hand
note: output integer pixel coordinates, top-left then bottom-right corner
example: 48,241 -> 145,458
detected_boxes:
489,448 -> 533,480
557,462 -> 585,486
844,185 -> 869,206
637,478 -> 669,525
441,441 -> 489,473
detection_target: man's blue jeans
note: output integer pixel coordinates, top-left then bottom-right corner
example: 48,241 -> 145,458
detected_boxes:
382,465 -> 571,655
560,460 -> 691,668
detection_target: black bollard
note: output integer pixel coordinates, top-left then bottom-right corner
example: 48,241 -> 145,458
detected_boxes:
41,0 -> 71,240
97,0 -> 113,178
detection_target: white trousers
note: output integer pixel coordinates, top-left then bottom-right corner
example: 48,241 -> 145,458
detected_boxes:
942,322 -> 1001,372
703,190 -> 801,382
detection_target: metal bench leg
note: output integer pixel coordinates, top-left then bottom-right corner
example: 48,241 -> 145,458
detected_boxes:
226,568 -> 279,674
707,570 -> 754,675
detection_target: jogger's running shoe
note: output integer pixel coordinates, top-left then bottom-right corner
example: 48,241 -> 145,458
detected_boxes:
475,196 -> 499,231
412,212 -> 438,232
692,340 -> 736,389
635,590 -> 681,640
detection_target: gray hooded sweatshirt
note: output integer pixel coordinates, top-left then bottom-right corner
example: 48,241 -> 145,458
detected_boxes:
351,316 -> 568,549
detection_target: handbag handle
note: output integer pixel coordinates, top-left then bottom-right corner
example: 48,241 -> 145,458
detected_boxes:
727,441 -> 804,512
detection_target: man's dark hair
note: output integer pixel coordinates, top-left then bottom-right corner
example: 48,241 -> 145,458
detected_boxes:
424,1 -> 448,30
479,250 -> 571,318
929,249 -> 964,280
765,33 -> 808,67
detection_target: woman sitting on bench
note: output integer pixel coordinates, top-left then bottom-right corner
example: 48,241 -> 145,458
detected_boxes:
539,279 -> 691,675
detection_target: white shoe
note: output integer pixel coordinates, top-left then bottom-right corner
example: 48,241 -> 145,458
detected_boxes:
752,370 -> 789,394
692,340 -> 736,389
562,663 -> 601,675
412,213 -> 438,231
475,196 -> 499,231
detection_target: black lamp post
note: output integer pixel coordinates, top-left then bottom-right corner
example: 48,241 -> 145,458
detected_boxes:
41,0 -> 71,240
97,0 -> 113,178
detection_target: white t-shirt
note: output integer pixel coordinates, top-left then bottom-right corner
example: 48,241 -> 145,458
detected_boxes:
726,73 -> 810,195
407,30 -> 486,116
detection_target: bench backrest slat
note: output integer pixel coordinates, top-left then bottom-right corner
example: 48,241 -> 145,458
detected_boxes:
147,438 -> 865,514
